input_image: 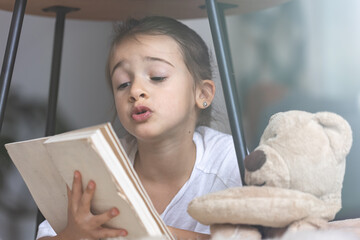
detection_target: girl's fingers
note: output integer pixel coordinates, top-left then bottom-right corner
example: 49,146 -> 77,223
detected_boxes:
68,170 -> 124,238
79,180 -> 96,213
92,207 -> 120,226
66,185 -> 72,206
71,170 -> 83,209
93,227 -> 128,239
66,185 -> 71,197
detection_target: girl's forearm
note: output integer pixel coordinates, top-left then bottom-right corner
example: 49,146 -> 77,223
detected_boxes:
39,228 -> 210,240
37,230 -> 73,240
38,237 -> 60,240
168,226 -> 210,240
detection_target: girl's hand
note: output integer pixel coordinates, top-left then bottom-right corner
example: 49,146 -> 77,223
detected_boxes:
59,170 -> 128,240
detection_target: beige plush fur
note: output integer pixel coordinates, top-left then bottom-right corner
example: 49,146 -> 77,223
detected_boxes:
211,224 -> 261,240
187,111 -> 354,239
187,186 -> 330,227
245,111 -> 352,217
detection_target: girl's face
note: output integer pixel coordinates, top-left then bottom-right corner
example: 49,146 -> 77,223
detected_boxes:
109,34 -> 200,142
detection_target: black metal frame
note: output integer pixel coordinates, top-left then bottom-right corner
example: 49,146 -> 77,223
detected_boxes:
0,1 -> 79,237
205,0 -> 247,182
43,6 -> 79,137
36,6 -> 79,235
0,0 -> 27,132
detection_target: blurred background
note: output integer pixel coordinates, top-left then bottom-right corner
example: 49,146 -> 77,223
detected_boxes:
0,0 -> 359,239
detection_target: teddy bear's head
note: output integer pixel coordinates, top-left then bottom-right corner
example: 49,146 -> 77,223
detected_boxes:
187,111 -> 353,233
244,110 -> 352,219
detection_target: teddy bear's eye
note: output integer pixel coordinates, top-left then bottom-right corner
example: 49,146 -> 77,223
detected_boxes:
270,133 -> 277,139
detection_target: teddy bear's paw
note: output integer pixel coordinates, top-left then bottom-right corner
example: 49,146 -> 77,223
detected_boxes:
286,217 -> 328,233
327,218 -> 360,238
210,224 -> 261,240
187,186 -> 327,228
275,229 -> 360,240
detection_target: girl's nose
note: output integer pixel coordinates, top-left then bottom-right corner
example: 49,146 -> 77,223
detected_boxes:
129,79 -> 148,102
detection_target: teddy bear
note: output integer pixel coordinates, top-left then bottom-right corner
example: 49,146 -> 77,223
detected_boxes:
187,110 -> 355,239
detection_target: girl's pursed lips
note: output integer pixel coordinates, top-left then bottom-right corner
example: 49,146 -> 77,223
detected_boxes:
131,105 -> 152,122
132,105 -> 152,115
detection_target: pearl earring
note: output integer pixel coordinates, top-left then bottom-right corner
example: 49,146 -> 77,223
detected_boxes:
203,102 -> 208,107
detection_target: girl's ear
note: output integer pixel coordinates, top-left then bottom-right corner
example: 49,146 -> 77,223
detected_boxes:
195,80 -> 216,109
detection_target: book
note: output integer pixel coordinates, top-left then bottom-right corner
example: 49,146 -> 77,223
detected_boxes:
5,123 -> 173,239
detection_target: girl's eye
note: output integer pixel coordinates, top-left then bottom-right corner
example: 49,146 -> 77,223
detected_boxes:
117,82 -> 131,90
150,76 -> 166,81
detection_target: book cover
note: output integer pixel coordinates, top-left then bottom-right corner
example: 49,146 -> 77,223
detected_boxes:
5,123 -> 173,240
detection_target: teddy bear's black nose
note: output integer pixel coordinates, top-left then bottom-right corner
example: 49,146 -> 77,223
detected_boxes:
244,150 -> 266,172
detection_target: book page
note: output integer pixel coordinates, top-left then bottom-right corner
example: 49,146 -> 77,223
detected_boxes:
45,132 -> 151,239
103,125 -> 173,237
5,138 -> 68,233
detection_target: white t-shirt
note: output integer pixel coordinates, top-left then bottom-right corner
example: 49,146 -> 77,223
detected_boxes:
36,126 -> 242,238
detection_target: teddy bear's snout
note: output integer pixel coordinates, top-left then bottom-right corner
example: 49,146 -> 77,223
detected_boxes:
244,150 -> 266,172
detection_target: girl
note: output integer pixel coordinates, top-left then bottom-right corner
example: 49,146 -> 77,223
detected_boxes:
37,16 -> 241,240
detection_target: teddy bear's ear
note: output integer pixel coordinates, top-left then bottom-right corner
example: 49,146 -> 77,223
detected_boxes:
315,112 -> 353,162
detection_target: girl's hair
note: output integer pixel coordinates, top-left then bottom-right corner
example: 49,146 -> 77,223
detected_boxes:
107,16 -> 213,126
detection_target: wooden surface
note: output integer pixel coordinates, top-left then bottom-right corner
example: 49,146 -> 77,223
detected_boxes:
0,0 -> 290,21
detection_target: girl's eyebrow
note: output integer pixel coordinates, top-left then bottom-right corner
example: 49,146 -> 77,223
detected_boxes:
144,56 -> 174,68
110,57 -> 174,78
110,60 -> 123,78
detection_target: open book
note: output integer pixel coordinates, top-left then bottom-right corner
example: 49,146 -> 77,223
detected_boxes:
5,123 -> 173,239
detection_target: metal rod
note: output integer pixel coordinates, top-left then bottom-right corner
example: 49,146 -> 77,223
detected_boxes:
205,0 -> 247,184
0,0 -> 27,132
35,6 -> 79,235
43,6 -> 78,137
